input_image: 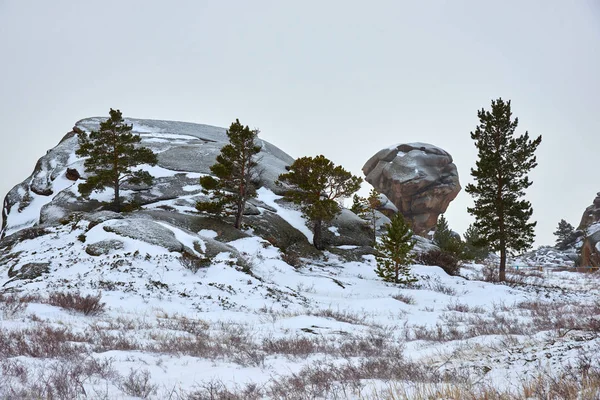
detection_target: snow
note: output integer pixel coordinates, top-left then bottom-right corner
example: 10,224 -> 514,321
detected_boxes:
199,229 -> 218,238
328,226 -> 340,236
256,186 -> 314,242
2,221 -> 600,398
3,174 -> 76,236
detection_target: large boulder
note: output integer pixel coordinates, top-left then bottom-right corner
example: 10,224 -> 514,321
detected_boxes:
362,143 -> 461,236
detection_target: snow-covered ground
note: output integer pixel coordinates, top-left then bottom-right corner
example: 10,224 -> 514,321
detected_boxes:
1,210 -> 599,399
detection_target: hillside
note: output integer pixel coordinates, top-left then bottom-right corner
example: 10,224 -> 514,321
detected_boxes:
1,119 -> 599,399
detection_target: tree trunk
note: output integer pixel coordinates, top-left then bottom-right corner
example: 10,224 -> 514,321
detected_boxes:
371,211 -> 377,245
114,182 -> 120,213
499,246 -> 506,282
234,200 -> 245,230
313,219 -> 324,250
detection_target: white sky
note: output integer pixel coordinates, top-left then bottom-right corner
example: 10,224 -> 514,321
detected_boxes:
1,0 -> 599,247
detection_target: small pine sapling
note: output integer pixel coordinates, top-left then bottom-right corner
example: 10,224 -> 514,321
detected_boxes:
375,213 -> 417,284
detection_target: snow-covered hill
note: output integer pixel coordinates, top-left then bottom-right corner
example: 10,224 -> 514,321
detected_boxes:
1,119 -> 599,399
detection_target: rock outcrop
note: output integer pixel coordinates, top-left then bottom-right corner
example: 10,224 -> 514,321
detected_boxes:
578,193 -> 600,269
362,143 -> 461,236
0,117 -> 373,275
1,118 -> 294,238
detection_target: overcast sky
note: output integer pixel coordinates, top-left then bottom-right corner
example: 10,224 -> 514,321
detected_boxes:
1,0 -> 599,246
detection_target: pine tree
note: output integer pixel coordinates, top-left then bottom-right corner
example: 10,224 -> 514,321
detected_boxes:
375,213 -> 417,284
350,194 -> 368,215
76,108 -> 158,212
277,155 -> 362,250
351,189 -> 382,245
366,189 -> 382,245
553,219 -> 574,246
196,119 -> 261,229
465,98 -> 542,281
433,215 -> 464,258
463,224 -> 489,261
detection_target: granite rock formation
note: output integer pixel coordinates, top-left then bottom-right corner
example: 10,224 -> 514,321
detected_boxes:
362,142 -> 461,236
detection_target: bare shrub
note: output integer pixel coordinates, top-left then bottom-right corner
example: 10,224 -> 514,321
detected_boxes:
430,282 -> 457,296
482,262 -> 499,282
281,250 -> 302,268
310,308 -> 367,325
119,369 -> 158,399
0,293 -> 39,319
179,251 -> 211,273
262,336 -> 319,357
417,249 -> 461,276
187,380 -> 263,400
47,291 -> 105,316
0,325 -> 87,358
445,301 -> 485,314
393,293 -> 416,304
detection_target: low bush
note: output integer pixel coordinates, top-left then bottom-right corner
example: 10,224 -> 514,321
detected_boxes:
47,291 -> 105,316
179,251 -> 211,273
417,249 -> 461,276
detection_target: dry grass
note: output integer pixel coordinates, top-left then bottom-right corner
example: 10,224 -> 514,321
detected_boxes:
47,291 -> 105,316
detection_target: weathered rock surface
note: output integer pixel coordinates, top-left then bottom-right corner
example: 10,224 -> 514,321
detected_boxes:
0,116 -> 398,278
363,142 -> 461,236
6,262 -> 50,283
576,193 -> 600,268
578,193 -> 600,231
1,118 -> 295,238
102,219 -> 184,253
86,239 -> 125,256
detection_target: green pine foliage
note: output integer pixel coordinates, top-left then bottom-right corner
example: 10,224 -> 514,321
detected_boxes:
366,189 -> 382,245
351,189 -> 382,245
462,224 -> 490,261
76,108 -> 158,212
277,155 -> 362,250
350,194 -> 368,215
375,213 -> 417,284
433,215 -> 464,258
553,219 -> 574,247
465,98 -> 542,281
196,119 -> 261,229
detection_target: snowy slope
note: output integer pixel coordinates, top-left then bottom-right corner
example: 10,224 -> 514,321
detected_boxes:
1,118 -> 599,399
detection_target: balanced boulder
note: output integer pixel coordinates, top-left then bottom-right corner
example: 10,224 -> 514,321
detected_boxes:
363,142 -> 461,236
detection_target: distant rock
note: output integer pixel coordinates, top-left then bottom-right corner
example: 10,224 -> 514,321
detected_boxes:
363,143 -> 461,236
578,193 -> 600,231
575,193 -> 600,268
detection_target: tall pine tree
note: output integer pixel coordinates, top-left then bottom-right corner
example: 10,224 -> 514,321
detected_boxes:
553,219 -> 574,247
375,212 -> 417,284
196,119 -> 261,229
76,109 -> 158,212
465,98 -> 542,281
277,155 -> 362,250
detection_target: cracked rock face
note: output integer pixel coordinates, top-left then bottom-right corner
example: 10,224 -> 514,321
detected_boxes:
362,142 -> 461,236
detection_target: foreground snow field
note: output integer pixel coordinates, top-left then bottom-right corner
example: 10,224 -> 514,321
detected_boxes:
1,214 -> 599,399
